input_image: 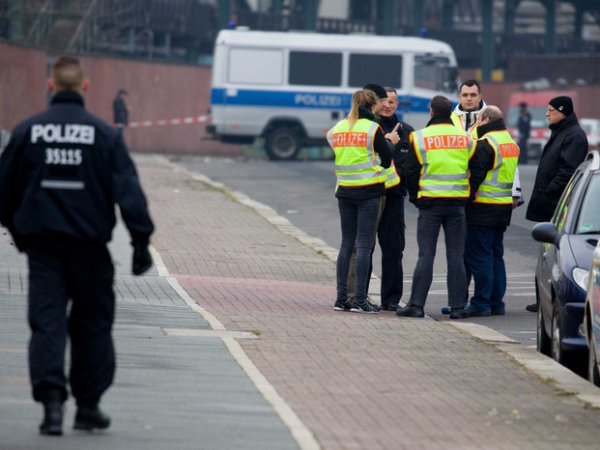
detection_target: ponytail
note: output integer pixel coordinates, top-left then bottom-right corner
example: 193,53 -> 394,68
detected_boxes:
347,90 -> 377,130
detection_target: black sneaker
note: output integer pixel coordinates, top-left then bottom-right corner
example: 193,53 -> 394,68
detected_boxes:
351,300 -> 380,314
40,402 -> 63,436
396,304 -> 425,318
380,302 -> 399,311
74,406 -> 111,431
333,299 -> 352,311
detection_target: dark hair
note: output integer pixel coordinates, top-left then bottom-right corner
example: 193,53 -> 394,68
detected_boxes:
384,87 -> 397,95
459,79 -> 481,94
430,95 -> 453,117
363,83 -> 387,99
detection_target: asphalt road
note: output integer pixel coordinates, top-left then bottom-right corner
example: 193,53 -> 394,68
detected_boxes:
173,154 -> 542,347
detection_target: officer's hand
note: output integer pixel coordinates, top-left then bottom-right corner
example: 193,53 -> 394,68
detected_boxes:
132,243 -> 153,276
385,123 -> 401,145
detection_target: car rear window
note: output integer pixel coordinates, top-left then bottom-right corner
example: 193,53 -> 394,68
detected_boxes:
576,173 -> 600,234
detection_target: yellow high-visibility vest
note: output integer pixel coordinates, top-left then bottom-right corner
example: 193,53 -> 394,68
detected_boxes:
327,118 -> 386,187
411,124 -> 473,199
473,130 -> 519,205
385,160 -> 401,189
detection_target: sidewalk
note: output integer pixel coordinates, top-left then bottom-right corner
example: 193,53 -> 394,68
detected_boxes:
1,153 -> 600,449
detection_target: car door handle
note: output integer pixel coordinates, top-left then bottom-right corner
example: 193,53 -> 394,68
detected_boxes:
331,111 -> 340,120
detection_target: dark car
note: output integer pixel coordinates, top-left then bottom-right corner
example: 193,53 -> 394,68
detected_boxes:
532,150 -> 600,372
583,239 -> 600,385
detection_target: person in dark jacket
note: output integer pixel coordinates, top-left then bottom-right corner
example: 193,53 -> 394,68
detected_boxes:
112,88 -> 129,131
464,106 -> 520,317
327,89 -> 392,314
0,56 -> 154,435
375,87 -> 414,310
525,95 -> 588,312
397,96 -> 472,320
517,102 -> 531,164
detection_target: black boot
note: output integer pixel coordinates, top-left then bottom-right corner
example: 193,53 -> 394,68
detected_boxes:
40,402 -> 63,436
74,406 -> 111,431
396,304 -> 425,318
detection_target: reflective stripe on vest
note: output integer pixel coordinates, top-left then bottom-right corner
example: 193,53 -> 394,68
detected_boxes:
327,118 -> 386,187
474,130 -> 519,205
385,160 -> 401,189
412,124 -> 472,199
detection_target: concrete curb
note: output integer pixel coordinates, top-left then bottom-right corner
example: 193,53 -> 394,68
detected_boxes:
163,155 -> 600,411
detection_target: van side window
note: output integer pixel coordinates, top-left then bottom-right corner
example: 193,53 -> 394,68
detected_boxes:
348,54 -> 403,88
289,51 -> 342,86
414,55 -> 457,93
228,48 -> 284,85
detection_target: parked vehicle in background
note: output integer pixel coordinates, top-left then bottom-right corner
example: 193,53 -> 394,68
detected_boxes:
584,239 -> 600,386
207,29 -> 459,160
580,118 -> 600,151
506,90 -> 577,161
532,150 -> 600,373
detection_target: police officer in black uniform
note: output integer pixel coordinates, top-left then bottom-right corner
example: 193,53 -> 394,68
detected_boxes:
0,55 -> 154,436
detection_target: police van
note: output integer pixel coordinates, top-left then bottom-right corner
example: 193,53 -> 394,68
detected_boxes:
207,29 -> 459,160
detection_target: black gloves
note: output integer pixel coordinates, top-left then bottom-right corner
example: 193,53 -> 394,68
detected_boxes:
132,242 -> 153,276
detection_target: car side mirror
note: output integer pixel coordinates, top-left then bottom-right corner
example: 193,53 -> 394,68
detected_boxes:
532,222 -> 560,248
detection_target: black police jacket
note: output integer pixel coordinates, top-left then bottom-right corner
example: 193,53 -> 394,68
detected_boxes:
0,92 -> 154,249
525,114 -> 588,222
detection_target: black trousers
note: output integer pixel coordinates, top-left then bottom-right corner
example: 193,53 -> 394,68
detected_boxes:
27,239 -> 115,407
377,194 -> 406,307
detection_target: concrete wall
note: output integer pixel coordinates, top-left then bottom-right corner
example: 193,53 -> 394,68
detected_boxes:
0,41 -> 239,155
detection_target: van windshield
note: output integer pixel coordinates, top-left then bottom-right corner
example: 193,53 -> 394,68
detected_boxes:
507,106 -> 547,129
414,55 -> 457,94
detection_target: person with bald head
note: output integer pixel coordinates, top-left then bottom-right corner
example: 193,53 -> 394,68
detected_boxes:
463,105 -> 520,317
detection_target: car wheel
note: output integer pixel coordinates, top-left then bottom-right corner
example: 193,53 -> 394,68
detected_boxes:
588,338 -> 600,386
265,127 -> 301,161
551,306 -> 566,364
537,299 -> 551,356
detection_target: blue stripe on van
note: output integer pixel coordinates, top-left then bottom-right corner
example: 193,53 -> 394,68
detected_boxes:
210,88 -> 432,113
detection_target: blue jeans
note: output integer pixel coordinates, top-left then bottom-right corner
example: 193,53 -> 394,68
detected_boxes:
465,225 -> 507,313
409,205 -> 466,308
337,196 -> 381,303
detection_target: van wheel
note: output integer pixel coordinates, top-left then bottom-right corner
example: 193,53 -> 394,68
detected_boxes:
265,127 -> 301,161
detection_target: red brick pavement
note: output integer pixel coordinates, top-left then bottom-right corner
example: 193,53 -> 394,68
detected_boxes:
141,155 -> 600,450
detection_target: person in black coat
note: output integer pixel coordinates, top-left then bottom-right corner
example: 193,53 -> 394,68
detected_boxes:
0,56 -> 154,435
526,96 -> 588,222
525,95 -> 588,312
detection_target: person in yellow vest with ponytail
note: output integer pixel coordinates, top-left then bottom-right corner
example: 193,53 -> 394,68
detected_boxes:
326,89 -> 392,314
397,95 -> 473,319
464,106 -> 520,316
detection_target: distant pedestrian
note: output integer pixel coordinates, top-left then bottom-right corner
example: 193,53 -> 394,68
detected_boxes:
397,95 -> 472,319
327,89 -> 392,314
517,102 -> 531,164
0,56 -> 154,435
464,106 -> 520,317
375,87 -> 414,311
112,88 -> 129,132
525,95 -> 588,312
